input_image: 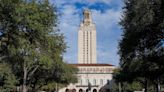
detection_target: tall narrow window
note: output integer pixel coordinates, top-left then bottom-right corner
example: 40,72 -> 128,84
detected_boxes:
93,79 -> 96,85
80,79 -> 82,85
86,79 -> 89,84
100,79 -> 103,85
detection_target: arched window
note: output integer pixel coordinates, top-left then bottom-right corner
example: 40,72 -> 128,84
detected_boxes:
73,89 -> 76,92
65,89 -> 69,92
100,79 -> 103,85
86,89 -> 89,92
79,89 -> 83,92
93,89 -> 97,92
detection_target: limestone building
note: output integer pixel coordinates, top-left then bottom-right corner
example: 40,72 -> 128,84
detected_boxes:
59,9 -> 115,92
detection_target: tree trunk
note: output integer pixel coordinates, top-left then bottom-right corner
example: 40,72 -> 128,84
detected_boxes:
144,79 -> 148,92
156,82 -> 161,92
23,62 -> 27,92
119,82 -> 122,92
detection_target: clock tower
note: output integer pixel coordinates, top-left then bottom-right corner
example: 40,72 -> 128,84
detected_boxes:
78,9 -> 97,64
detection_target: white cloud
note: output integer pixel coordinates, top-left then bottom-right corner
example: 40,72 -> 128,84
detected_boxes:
57,5 -> 80,63
91,9 -> 121,66
91,9 -> 121,34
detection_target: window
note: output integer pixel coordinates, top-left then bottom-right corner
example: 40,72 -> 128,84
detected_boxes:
65,89 -> 69,92
86,79 -> 89,84
79,89 -> 83,92
93,79 -> 96,85
72,89 -> 76,92
93,89 -> 97,92
100,79 -> 103,85
80,79 -> 82,85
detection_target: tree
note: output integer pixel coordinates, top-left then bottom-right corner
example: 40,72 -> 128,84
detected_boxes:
0,0 -> 77,92
113,68 -> 156,92
118,0 -> 164,92
29,62 -> 78,91
0,63 -> 17,92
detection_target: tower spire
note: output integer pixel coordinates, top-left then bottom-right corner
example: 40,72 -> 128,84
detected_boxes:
83,9 -> 92,26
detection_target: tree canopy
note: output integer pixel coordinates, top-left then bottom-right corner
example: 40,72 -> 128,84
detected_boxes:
0,0 -> 77,92
116,0 -> 164,92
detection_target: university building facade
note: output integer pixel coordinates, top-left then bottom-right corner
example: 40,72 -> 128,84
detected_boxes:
59,9 -> 115,92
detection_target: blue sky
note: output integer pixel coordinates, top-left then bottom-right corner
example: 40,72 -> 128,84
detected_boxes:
51,0 -> 123,66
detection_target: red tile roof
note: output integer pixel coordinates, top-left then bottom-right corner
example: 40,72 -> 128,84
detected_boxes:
68,63 -> 114,67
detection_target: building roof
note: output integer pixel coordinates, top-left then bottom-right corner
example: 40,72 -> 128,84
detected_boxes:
69,63 -> 114,67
